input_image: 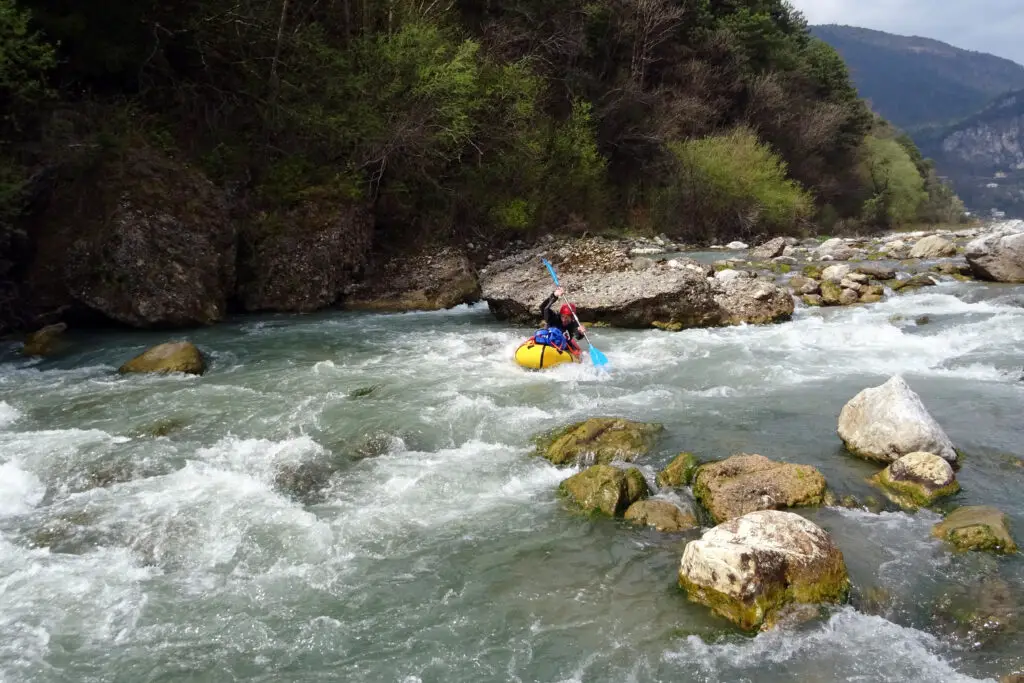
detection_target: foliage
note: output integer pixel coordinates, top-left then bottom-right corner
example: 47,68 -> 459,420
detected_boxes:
860,135 -> 928,228
656,127 -> 813,242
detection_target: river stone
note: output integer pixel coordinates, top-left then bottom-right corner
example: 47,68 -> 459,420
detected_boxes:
559,464 -> 649,517
678,510 -> 850,631
820,281 -> 842,305
932,506 -> 1018,554
624,498 -> 698,532
965,230 -> 1024,282
890,274 -> 937,292
118,341 -> 205,375
533,418 -> 663,467
750,237 -> 787,260
22,323 -> 68,357
837,375 -> 958,464
692,454 -> 828,523
656,452 -> 700,488
870,452 -> 960,508
343,247 -> 479,311
802,294 -> 823,307
856,264 -> 897,280
726,241 -> 749,250
909,236 -> 957,259
822,264 -> 852,283
710,277 -> 794,325
838,288 -> 860,306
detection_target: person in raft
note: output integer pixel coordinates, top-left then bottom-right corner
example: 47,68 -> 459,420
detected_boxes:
539,287 -> 586,354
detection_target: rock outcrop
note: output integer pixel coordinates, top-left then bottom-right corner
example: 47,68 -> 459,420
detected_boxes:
624,497 -> 698,532
480,238 -> 791,329
837,376 -> 958,464
237,201 -> 373,312
118,341 -> 205,375
869,452 -> 960,508
932,506 -> 1018,554
25,146 -> 235,327
533,418 -> 663,467
559,464 -> 649,516
343,247 -> 479,311
678,510 -> 850,631
692,454 -> 828,523
965,229 -> 1024,283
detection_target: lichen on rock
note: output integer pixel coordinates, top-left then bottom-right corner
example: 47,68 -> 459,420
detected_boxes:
692,453 -> 828,523
533,417 -> 663,467
678,510 -> 850,631
869,451 -> 960,509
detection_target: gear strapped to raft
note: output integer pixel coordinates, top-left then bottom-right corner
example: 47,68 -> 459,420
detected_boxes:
531,327 -> 570,351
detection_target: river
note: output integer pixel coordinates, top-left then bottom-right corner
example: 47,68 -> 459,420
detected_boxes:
1,277 -> 1022,682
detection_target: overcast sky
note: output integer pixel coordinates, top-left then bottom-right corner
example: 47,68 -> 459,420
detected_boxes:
789,0 -> 1024,65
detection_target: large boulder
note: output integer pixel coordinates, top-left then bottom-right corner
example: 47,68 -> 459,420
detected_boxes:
869,452 -> 960,509
710,277 -> 794,325
932,506 -> 1018,554
909,235 -> 957,259
118,341 -> 205,375
480,238 -> 789,330
678,510 -> 850,631
24,146 -> 235,327
692,454 -> 828,524
237,201 -> 373,312
343,247 -> 479,311
750,237 -> 787,261
624,497 -> 698,532
837,375 -> 958,464
533,418 -> 663,467
965,230 -> 1024,282
558,464 -> 649,516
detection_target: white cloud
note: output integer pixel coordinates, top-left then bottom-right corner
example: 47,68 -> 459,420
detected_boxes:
788,0 -> 1024,64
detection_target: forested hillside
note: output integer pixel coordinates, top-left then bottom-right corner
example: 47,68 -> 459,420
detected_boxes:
0,0 -> 964,332
811,24 -> 1024,131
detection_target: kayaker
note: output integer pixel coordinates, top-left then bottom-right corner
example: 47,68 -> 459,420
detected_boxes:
540,287 -> 586,353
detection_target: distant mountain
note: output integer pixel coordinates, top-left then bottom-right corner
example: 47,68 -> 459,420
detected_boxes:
810,25 -> 1024,131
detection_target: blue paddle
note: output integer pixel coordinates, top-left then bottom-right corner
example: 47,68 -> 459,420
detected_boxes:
540,258 -> 609,368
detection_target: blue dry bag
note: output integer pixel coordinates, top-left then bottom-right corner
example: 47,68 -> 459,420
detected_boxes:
533,327 -> 568,350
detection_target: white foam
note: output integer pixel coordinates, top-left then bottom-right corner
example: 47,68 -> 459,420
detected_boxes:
0,400 -> 20,428
663,607 -> 993,682
0,461 -> 45,517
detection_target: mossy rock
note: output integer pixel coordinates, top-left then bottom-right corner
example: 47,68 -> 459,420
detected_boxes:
678,510 -> 850,631
802,294 -> 823,307
869,452 -> 960,509
656,452 -> 699,488
624,498 -> 698,532
533,417 -> 664,467
802,265 -> 823,280
22,323 -> 69,357
652,321 -> 684,332
558,464 -> 649,517
692,453 -> 829,523
890,275 -> 937,293
820,281 -> 842,305
932,506 -> 1018,554
119,341 -> 205,375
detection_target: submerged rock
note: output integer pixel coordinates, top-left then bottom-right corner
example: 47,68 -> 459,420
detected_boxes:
559,464 -> 648,516
965,230 -> 1024,283
692,454 -> 828,523
118,341 -> 205,375
533,418 -> 663,467
837,375 -> 958,464
678,510 -> 850,631
344,247 -> 479,311
932,506 -> 1018,554
21,322 -> 68,357
656,452 -> 700,488
869,452 -> 960,509
624,497 -> 698,532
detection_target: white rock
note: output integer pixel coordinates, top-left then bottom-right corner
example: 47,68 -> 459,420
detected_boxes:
965,230 -> 1024,283
887,452 -> 956,489
837,375 -> 958,463
727,241 -> 749,250
909,235 -> 957,259
822,264 -> 852,282
715,269 -> 743,281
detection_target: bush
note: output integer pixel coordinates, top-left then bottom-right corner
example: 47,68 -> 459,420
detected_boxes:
655,127 -> 813,242
860,135 -> 927,227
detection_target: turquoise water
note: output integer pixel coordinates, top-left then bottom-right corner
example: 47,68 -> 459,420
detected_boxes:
1,280 -> 1022,682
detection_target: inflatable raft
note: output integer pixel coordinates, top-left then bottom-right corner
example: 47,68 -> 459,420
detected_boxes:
513,329 -> 581,370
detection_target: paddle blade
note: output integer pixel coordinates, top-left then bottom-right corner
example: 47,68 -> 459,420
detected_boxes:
589,345 -> 608,367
